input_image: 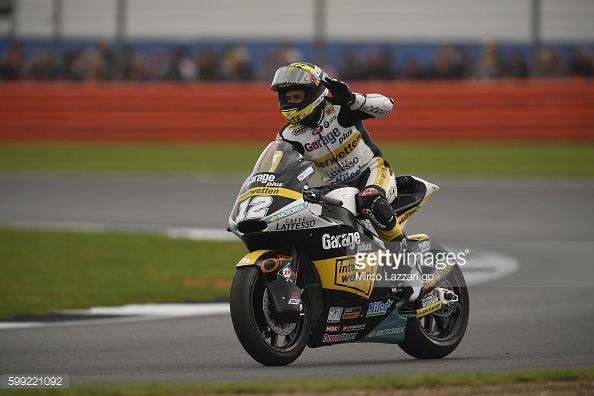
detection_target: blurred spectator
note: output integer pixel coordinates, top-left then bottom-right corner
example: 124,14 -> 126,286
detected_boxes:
363,47 -> 394,80
503,48 -> 529,79
85,46 -> 112,81
539,47 -> 568,78
196,46 -> 220,80
220,45 -> 252,81
24,49 -> 58,81
126,50 -> 149,81
260,43 -> 304,80
147,47 -> 176,80
426,46 -> 469,80
173,47 -> 197,81
568,46 -> 594,77
447,46 -> 469,79
472,40 -> 504,79
0,45 -> 25,80
336,48 -> 365,80
399,57 -> 426,80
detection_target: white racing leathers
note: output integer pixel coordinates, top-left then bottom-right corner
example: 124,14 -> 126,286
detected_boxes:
279,93 -> 394,186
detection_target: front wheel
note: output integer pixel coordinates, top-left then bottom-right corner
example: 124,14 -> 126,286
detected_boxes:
398,247 -> 470,359
230,266 -> 310,366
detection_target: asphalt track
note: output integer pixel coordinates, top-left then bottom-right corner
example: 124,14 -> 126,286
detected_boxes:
1,173 -> 593,385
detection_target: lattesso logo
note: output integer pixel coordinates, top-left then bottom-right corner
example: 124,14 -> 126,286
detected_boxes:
354,249 -> 468,271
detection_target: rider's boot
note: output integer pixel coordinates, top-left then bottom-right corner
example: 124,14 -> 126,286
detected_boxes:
357,189 -> 424,302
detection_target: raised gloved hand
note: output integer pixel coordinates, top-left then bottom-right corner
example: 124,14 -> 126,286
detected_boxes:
322,77 -> 356,106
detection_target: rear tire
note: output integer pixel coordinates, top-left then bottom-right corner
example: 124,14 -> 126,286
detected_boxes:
398,246 -> 470,359
230,266 -> 310,366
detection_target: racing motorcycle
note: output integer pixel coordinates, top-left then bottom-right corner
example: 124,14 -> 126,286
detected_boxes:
228,138 -> 469,366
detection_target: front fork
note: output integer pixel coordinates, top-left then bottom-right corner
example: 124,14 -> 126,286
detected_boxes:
236,247 -> 302,323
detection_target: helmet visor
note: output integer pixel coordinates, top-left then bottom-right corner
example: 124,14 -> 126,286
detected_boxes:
271,66 -> 318,91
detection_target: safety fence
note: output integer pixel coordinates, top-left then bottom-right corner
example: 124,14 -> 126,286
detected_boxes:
1,79 -> 592,143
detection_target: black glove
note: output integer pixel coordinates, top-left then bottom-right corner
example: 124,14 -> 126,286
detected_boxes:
322,77 -> 356,106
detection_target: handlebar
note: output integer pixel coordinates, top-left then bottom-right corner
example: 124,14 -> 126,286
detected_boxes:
318,195 -> 343,206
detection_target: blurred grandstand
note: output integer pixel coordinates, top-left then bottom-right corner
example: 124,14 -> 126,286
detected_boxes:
1,0 -> 593,82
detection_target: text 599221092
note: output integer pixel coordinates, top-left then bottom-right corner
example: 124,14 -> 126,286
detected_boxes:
1,375 -> 69,389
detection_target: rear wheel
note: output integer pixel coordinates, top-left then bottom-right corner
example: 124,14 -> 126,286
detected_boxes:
398,246 -> 469,359
230,266 -> 310,366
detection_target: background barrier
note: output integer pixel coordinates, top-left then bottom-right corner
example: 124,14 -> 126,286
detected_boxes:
1,80 -> 593,144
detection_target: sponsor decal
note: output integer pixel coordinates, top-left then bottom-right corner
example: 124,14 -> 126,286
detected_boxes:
421,293 -> 438,308
275,219 -> 315,231
418,240 -> 431,253
360,187 -> 378,197
305,128 -> 340,151
323,115 -> 337,128
314,255 -> 379,299
377,166 -> 388,188
278,264 -> 294,281
290,125 -> 307,136
366,299 -> 393,317
360,105 -> 390,116
358,242 -> 374,253
322,332 -> 358,343
327,307 -> 343,323
333,164 -> 366,184
416,301 -> 443,318
325,324 -> 341,332
325,105 -> 335,115
247,173 -> 276,185
367,326 -> 405,338
342,324 -> 366,332
288,298 -> 300,305
397,206 -> 419,225
260,255 -> 292,274
235,187 -> 301,204
322,232 -> 361,251
268,203 -> 307,222
342,307 -> 361,320
328,157 -> 362,182
297,166 -> 314,181
338,127 -> 354,145
332,256 -> 376,298
315,133 -> 362,168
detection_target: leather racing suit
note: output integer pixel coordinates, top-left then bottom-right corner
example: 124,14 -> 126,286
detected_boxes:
278,92 -> 403,242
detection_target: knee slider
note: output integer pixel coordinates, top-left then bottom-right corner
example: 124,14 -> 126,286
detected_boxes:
358,187 -> 396,230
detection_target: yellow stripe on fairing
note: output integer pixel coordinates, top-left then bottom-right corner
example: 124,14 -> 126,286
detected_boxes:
235,187 -> 302,204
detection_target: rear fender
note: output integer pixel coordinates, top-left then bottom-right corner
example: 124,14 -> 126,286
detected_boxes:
236,249 -> 301,322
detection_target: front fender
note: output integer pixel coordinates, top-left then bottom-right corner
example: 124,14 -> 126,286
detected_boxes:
236,249 -> 293,274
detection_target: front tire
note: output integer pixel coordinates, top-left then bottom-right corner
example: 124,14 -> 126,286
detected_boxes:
398,246 -> 470,359
230,266 -> 310,366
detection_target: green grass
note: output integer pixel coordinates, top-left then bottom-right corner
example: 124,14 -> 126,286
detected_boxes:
0,143 -> 593,177
0,229 -> 245,319
1,367 -> 592,395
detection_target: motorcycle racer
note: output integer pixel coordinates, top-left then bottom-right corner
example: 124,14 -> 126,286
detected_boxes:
271,62 -> 403,243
